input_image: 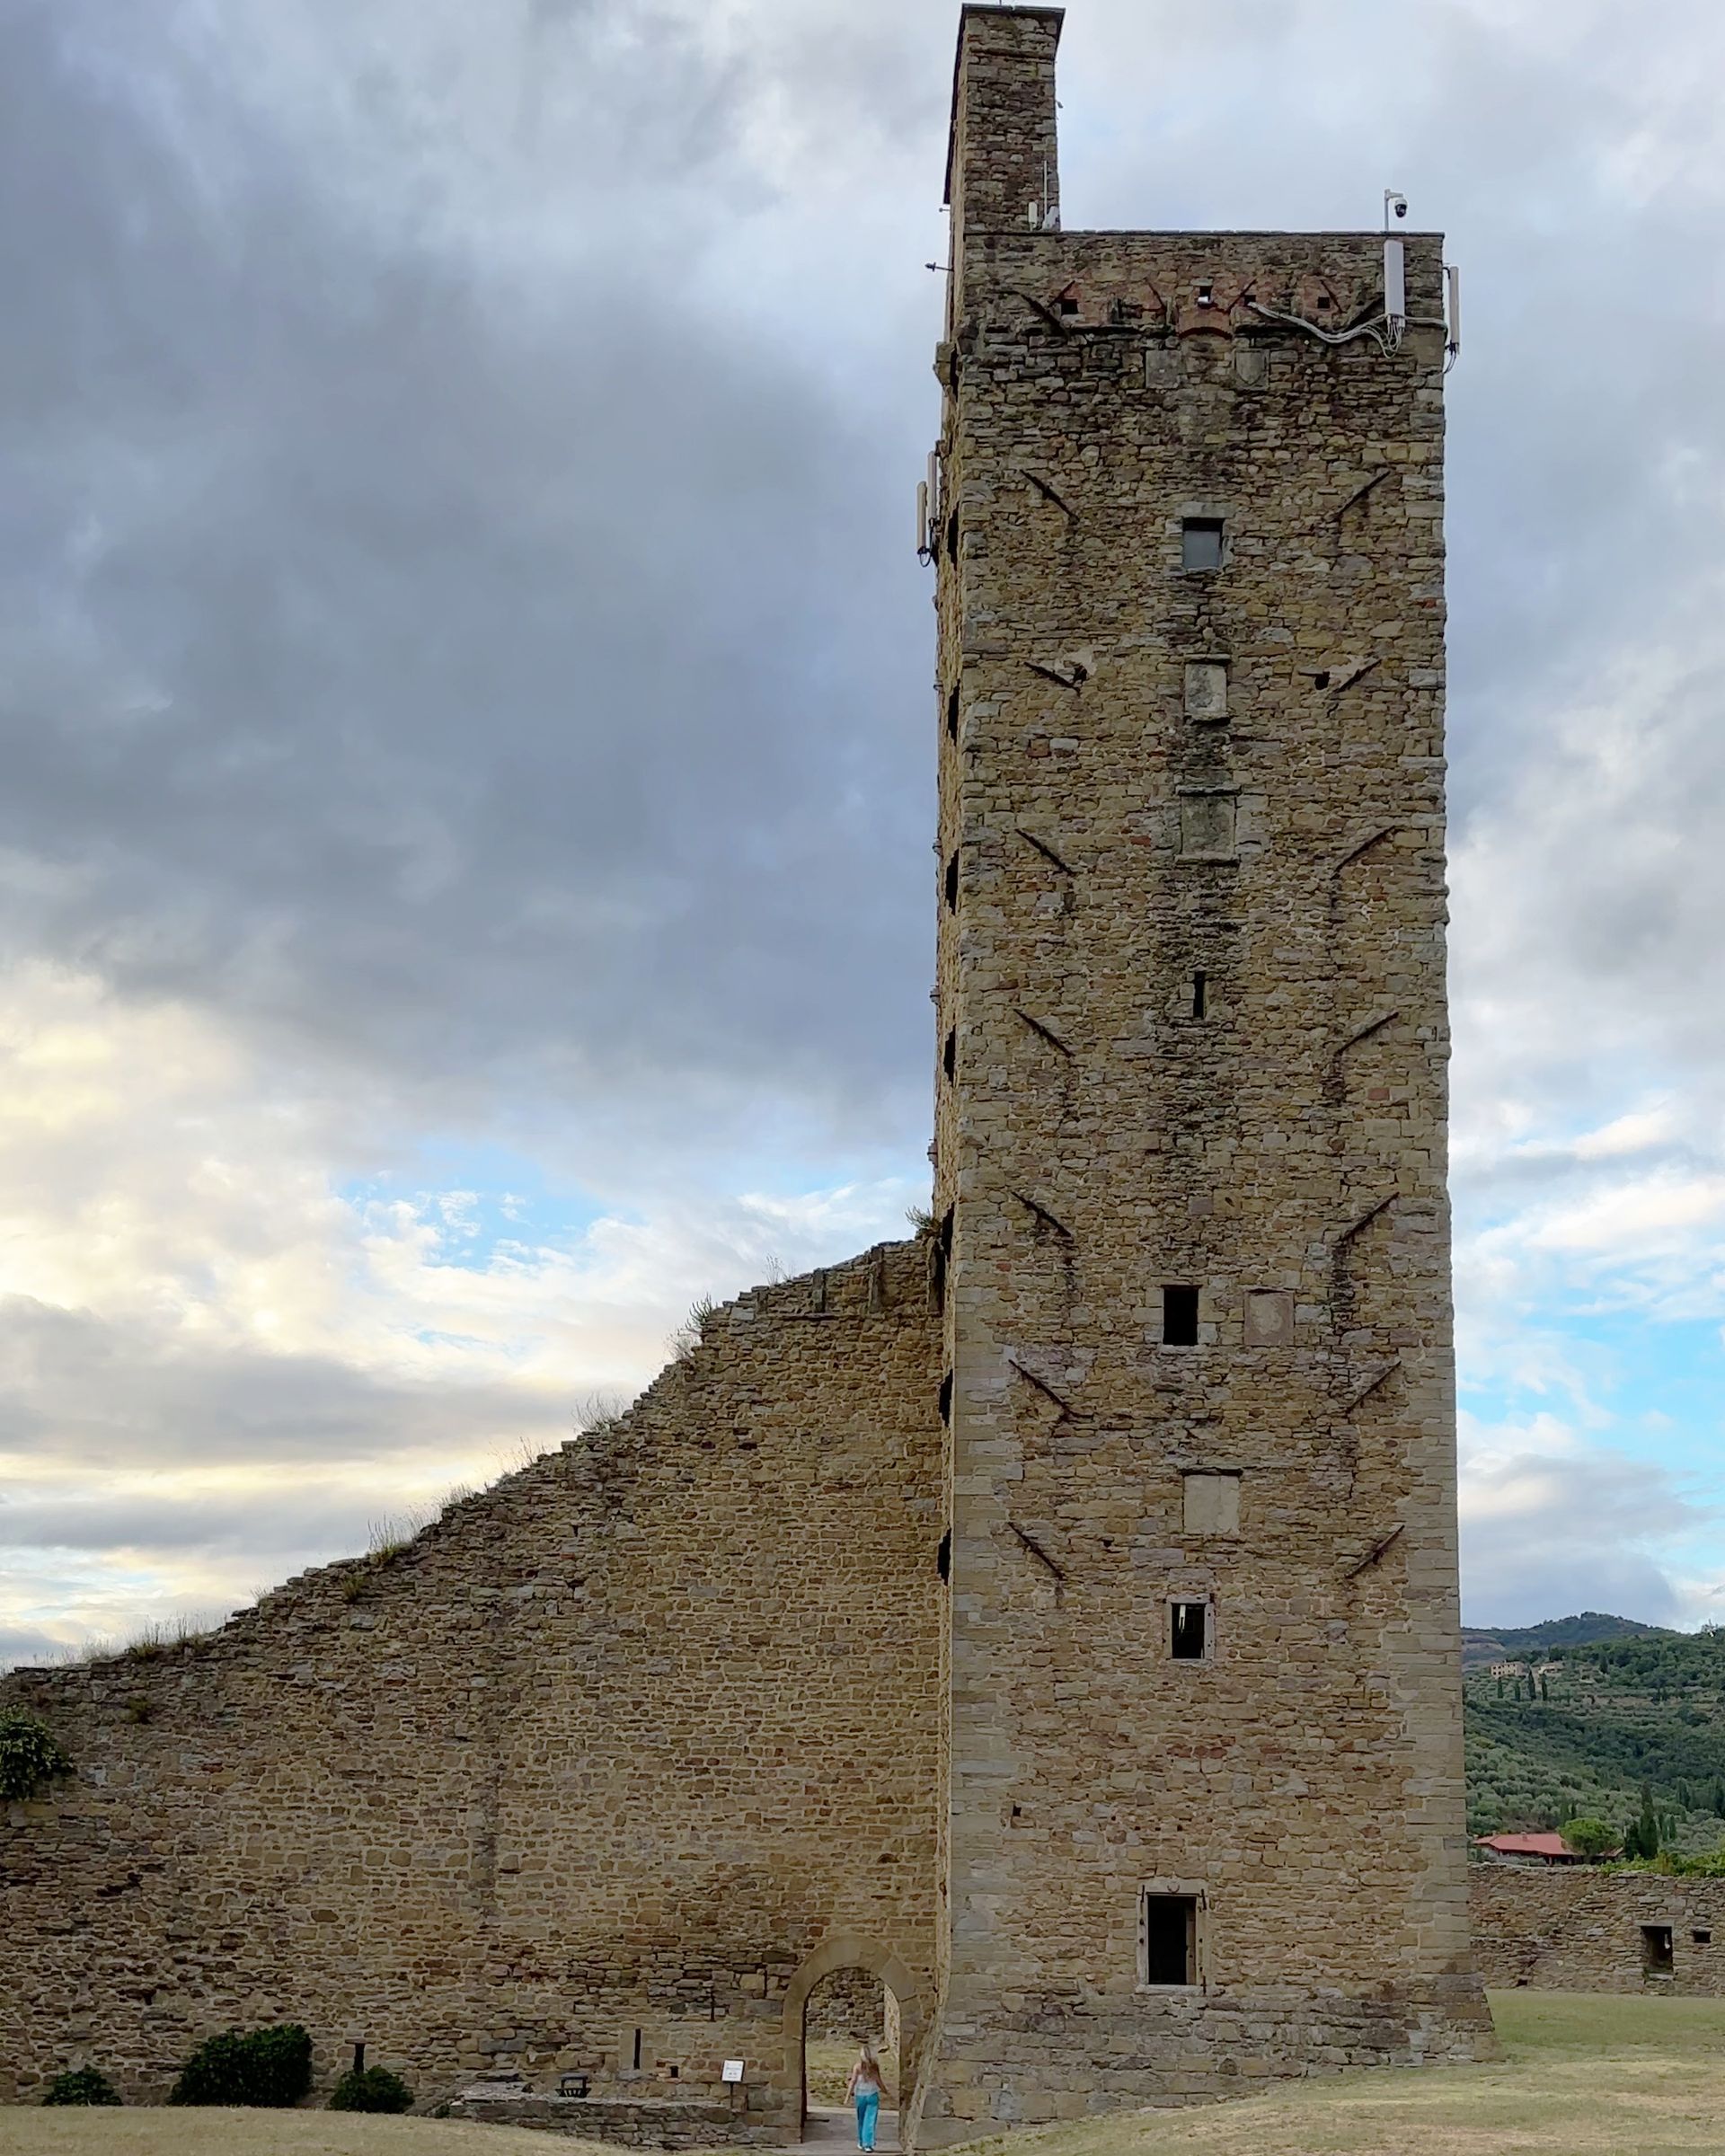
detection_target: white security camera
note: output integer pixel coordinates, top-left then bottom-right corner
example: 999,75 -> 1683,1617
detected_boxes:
1384,190 -> 1408,223
1394,198 -> 1409,219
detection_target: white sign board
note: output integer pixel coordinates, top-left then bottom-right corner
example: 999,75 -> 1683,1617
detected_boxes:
721,2061 -> 745,2085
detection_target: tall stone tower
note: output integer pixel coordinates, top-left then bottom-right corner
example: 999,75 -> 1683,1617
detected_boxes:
912,7 -> 1493,2137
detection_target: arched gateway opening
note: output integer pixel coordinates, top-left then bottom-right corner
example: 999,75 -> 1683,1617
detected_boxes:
782,1934 -> 922,2149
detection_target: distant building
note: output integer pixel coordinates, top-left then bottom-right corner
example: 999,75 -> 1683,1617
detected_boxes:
1474,1833 -> 1617,1866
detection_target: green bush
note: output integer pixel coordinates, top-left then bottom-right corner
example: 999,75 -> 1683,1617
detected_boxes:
42,2066 -> 121,2106
170,2023 -> 313,2107
328,2065 -> 414,2114
0,1711 -> 71,1803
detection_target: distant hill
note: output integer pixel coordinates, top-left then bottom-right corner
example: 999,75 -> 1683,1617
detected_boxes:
1461,1612 -> 1668,1670
1463,1615 -> 1725,1851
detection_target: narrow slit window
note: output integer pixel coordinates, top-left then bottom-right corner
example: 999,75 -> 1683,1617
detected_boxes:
1191,971 -> 1207,1020
632,2030 -> 642,2072
946,509 -> 960,558
1171,1601 -> 1209,1661
945,853 -> 960,913
937,1530 -> 951,1583
942,1028 -> 957,1081
1642,1924 -> 1675,1974
1181,517 -> 1225,571
938,1372 -> 953,1425
1140,1892 -> 1199,1986
1163,1284 -> 1199,1347
946,686 -> 960,741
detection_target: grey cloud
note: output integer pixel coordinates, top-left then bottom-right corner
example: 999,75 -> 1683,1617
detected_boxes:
1460,1445 -> 1705,1629
0,0 -> 936,1165
0,1298 -> 568,1471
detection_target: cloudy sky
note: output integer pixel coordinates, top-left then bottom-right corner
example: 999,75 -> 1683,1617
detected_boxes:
4,0 -> 1725,1661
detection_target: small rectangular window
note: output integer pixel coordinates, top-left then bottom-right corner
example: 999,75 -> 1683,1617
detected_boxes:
942,1028 -> 957,1081
1191,971 -> 1207,1020
1140,1891 -> 1199,1986
1694,1929 -> 1712,1945
1181,517 -> 1224,571
944,853 -> 960,913
1171,1600 -> 1209,1660
1162,1285 -> 1199,1347
1641,1924 -> 1675,1974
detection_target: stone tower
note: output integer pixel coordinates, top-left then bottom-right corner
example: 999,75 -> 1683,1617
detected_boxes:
912,6 -> 1493,2138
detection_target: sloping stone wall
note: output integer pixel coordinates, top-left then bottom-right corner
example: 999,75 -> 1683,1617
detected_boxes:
0,1241 -> 942,2127
1471,1866 -> 1725,1994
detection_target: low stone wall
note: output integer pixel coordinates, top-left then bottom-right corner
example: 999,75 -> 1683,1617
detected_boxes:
450,2087 -> 752,2146
1471,1866 -> 1725,1993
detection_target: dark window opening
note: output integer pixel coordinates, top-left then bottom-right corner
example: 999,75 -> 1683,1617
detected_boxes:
937,1530 -> 951,1582
1181,518 -> 1225,571
1642,1924 -> 1675,1974
938,1372 -> 953,1425
1057,294 -> 1080,317
668,2066 -> 679,2081
1196,281 -> 1214,308
632,2030 -> 642,2072
939,1206 -> 955,1257
1316,292 -> 1334,312
1171,1602 -> 1209,1661
943,1028 -> 957,1081
1313,668 -> 1331,689
1695,1929 -> 1713,1945
944,853 -> 960,912
1163,1284 -> 1199,1347
946,686 -> 960,741
946,509 -> 959,558
1141,1892 -> 1199,1986
350,2043 -> 366,2076
1191,971 -> 1207,1020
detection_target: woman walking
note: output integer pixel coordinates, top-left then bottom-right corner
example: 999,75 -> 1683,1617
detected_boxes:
845,2040 -> 889,2152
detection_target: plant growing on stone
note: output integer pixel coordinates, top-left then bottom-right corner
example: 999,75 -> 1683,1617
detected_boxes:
328,2064 -> 414,2113
170,2024 -> 313,2107
42,2066 -> 121,2105
0,1710 -> 71,1802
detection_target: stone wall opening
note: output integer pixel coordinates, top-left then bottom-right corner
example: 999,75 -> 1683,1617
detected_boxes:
1643,1924 -> 1676,1976
801,1968 -> 898,2142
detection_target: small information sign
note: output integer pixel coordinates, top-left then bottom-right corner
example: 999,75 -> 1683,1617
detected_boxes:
721,2060 -> 745,2085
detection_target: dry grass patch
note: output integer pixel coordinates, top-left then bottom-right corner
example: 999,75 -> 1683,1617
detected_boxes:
953,1993 -> 1725,2156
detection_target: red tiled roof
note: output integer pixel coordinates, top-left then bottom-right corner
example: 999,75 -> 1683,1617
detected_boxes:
1474,1833 -> 1611,1859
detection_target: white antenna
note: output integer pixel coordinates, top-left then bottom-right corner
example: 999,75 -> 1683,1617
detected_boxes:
1445,264 -> 1463,365
1382,190 -> 1409,349
916,478 -> 930,557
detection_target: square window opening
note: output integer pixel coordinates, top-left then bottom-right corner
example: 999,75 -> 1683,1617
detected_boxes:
1641,1924 -> 1675,1974
1181,517 -> 1225,571
1163,1284 -> 1199,1347
1171,1600 -> 1209,1661
1694,1929 -> 1712,1945
1140,1891 -> 1199,1986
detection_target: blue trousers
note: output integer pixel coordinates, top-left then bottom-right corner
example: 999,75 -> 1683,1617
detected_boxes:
854,2090 -> 880,2150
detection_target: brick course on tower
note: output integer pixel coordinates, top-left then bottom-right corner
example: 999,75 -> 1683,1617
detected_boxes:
0,7 -> 1493,2137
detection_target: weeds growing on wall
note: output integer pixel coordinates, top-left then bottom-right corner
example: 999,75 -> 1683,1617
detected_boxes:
0,1710 -> 71,1802
170,2024 -> 314,2107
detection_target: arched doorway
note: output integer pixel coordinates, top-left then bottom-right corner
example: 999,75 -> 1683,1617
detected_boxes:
781,1933 -> 924,2149
802,1966 -> 898,2147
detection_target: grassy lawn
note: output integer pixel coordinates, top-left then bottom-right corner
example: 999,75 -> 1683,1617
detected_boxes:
7,1996 -> 1725,2154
